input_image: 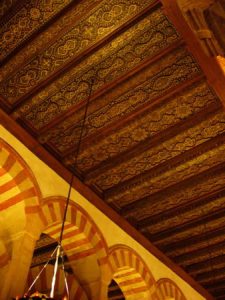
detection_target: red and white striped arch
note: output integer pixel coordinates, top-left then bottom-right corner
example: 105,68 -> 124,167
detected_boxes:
27,265 -> 88,300
152,278 -> 187,300
0,138 -> 41,213
38,196 -> 108,266
108,245 -> 155,299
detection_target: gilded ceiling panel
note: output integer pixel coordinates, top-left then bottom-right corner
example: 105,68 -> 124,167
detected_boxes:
181,262 -> 225,279
174,238 -> 225,267
106,141 -> 225,208
189,260 -> 225,277
198,275 -> 225,287
0,0 -> 100,81
125,166 -> 225,221
18,7 -> 179,129
94,110 -> 225,192
140,192 -> 225,236
199,272 -> 225,286
39,47 -> 201,149
0,0 -> 74,62
154,209 -> 225,253
165,220 -> 225,258
144,186 -> 225,236
0,0 -> 154,103
65,81 -> 219,171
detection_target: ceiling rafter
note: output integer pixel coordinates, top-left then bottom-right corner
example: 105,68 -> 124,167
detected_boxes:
161,221 -> 225,254
35,38 -> 184,137
62,72 -> 204,167
137,182 -> 225,231
84,86 -> 215,184
120,162 -> 225,216
8,0 -> 161,111
0,0 -> 83,65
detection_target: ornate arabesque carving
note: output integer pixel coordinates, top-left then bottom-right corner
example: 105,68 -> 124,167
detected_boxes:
38,47 -> 200,147
70,81 -> 218,171
154,210 -> 225,253
165,217 -> 225,258
19,8 -> 179,129
145,189 -> 225,236
0,0 -> 101,83
95,110 -> 225,192
106,139 -> 225,206
0,0 -> 74,62
0,0 -> 154,103
174,236 -> 225,267
127,167 -> 225,223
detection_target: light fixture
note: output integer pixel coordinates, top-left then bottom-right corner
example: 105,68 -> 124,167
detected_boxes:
14,79 -> 94,300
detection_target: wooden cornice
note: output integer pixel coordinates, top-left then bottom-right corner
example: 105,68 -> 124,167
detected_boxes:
0,108 -> 214,300
11,0 -> 161,111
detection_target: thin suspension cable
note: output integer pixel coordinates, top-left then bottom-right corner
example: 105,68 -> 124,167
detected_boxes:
75,78 -> 94,165
17,82 -> 94,300
50,79 -> 94,298
60,249 -> 70,299
59,173 -> 73,245
50,245 -> 61,298
59,79 -> 94,245
26,245 -> 58,295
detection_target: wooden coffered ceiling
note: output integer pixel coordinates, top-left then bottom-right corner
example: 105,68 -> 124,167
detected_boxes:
1,0 -> 225,299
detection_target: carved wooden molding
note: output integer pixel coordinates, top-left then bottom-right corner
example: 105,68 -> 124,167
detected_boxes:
205,0 -> 225,53
177,0 -> 224,56
217,55 -> 225,75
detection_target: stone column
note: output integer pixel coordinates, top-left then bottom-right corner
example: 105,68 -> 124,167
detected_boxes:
82,279 -> 101,300
98,279 -> 110,300
0,231 -> 38,300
